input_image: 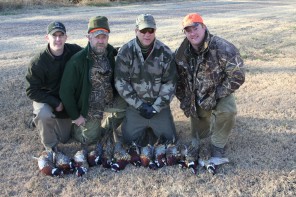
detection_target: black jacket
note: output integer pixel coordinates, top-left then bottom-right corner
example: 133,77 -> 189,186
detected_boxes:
26,43 -> 82,117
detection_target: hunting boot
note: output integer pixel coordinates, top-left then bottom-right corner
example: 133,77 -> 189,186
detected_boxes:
210,144 -> 225,158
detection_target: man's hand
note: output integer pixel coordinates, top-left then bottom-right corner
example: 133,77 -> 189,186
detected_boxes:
55,102 -> 64,112
73,115 -> 86,127
138,103 -> 157,119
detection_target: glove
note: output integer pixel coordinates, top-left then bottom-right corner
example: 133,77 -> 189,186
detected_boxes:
138,103 -> 157,119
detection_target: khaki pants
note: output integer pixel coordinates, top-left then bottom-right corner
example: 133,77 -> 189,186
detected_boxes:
190,94 -> 237,148
33,102 -> 72,150
122,106 -> 176,146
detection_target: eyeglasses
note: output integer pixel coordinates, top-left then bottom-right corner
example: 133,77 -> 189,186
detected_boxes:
139,28 -> 155,34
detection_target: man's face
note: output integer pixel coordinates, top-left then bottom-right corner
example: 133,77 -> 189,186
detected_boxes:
184,23 -> 206,48
136,28 -> 156,47
88,33 -> 109,54
46,31 -> 67,53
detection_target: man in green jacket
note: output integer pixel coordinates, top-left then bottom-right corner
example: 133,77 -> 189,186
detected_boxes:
60,16 -> 126,145
115,14 -> 177,146
26,21 -> 82,151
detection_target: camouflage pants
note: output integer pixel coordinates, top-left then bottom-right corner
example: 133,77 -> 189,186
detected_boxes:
190,94 -> 237,148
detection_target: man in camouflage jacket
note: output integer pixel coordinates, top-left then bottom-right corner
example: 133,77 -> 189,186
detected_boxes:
60,16 -> 126,145
115,14 -> 177,146
175,13 -> 245,159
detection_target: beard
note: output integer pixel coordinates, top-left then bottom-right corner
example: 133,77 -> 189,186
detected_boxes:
91,43 -> 107,55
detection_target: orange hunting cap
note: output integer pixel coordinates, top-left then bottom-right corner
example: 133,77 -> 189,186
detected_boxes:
182,13 -> 204,29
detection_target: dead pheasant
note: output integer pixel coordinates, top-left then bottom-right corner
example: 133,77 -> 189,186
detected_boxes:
100,130 -> 115,169
198,157 -> 230,175
176,144 -> 188,169
165,143 -> 178,166
73,149 -> 89,177
127,142 -> 141,167
54,151 -> 75,174
185,145 -> 199,174
33,150 -> 63,177
154,143 -> 166,168
111,141 -> 131,172
87,143 -> 104,167
140,144 -> 157,170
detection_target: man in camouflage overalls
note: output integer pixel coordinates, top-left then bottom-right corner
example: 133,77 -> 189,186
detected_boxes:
175,13 -> 245,159
60,16 -> 126,145
115,14 -> 177,146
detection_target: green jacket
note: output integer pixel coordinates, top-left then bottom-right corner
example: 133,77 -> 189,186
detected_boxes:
26,43 -> 82,117
59,43 -> 117,120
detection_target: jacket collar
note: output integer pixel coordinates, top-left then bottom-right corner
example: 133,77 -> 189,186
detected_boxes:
45,43 -> 71,61
175,29 -> 212,63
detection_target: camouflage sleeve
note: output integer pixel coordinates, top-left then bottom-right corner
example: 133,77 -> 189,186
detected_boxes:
114,45 -> 143,109
174,51 -> 186,102
152,55 -> 177,112
216,47 -> 245,99
115,41 -> 177,112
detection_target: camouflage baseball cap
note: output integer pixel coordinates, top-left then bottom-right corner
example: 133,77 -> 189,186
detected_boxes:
47,21 -> 66,35
88,16 -> 110,34
136,14 -> 156,30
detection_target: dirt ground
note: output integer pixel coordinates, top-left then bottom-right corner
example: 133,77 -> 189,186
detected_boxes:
0,0 -> 295,196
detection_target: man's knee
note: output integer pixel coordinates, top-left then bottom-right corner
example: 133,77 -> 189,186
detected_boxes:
33,103 -> 54,121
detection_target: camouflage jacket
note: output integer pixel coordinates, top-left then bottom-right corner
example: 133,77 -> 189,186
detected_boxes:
175,30 -> 245,117
115,38 -> 176,112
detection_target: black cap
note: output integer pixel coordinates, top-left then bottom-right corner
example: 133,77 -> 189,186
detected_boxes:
47,21 -> 66,35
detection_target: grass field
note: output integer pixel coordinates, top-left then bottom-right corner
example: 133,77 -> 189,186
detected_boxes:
0,0 -> 295,196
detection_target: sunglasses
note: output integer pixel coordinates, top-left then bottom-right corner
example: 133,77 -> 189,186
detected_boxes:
139,28 -> 155,34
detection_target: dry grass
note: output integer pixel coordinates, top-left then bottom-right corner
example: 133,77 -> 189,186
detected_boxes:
0,0 -> 295,196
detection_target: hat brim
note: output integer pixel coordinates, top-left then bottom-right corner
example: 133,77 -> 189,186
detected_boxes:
138,24 -> 156,30
49,29 -> 66,35
92,30 -> 109,36
183,22 -> 201,29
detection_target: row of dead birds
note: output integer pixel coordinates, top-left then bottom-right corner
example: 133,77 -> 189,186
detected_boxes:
33,130 -> 228,177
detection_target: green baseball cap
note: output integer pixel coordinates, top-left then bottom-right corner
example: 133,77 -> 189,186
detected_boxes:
47,21 -> 66,35
136,14 -> 156,30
